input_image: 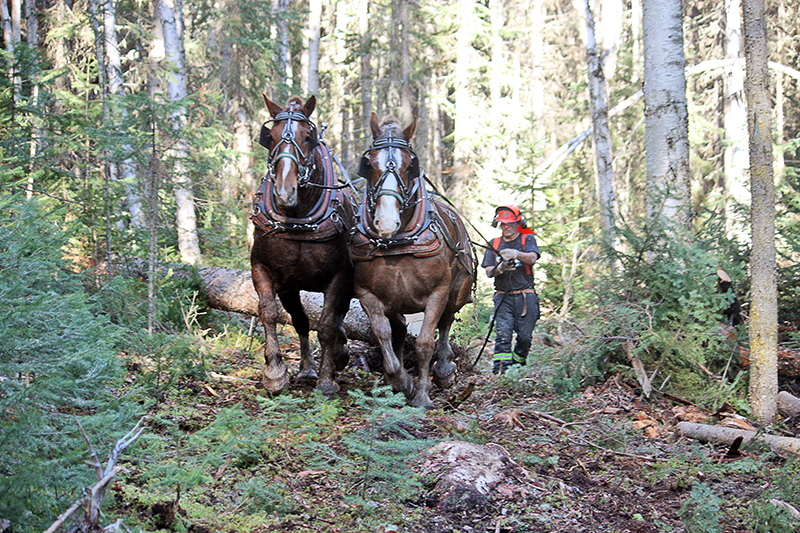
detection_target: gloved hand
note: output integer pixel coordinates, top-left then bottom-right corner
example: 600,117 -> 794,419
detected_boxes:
495,260 -> 514,274
498,248 -> 519,261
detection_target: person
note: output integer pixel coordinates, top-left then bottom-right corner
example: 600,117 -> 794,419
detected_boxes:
481,205 -> 541,374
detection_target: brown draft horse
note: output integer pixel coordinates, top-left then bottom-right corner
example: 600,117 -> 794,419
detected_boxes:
349,113 -> 476,408
250,95 -> 356,397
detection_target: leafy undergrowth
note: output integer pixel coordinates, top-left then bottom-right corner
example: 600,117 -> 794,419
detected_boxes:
106,327 -> 800,533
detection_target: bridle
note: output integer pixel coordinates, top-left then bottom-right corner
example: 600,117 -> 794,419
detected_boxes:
359,135 -> 422,214
264,103 -> 318,188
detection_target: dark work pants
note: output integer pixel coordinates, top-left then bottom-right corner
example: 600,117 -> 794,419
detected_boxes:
492,292 -> 540,373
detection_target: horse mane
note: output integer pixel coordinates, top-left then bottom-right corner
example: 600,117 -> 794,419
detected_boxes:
379,118 -> 404,138
286,95 -> 304,106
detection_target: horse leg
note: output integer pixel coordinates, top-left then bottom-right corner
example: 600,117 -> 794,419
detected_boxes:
252,264 -> 289,393
315,273 -> 352,398
389,314 -> 407,362
358,291 -> 414,399
432,311 -> 458,389
278,291 -> 316,380
410,291 -> 449,409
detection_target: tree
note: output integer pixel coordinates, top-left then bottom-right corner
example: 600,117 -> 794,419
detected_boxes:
724,0 -> 749,242
641,0 -> 691,227
742,0 -> 777,425
578,0 -> 617,246
156,0 -> 201,264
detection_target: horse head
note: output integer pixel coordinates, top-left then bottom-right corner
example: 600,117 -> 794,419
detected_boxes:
359,113 -> 418,239
261,95 -> 319,210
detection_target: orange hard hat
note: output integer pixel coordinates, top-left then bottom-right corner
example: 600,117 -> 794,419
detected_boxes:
493,205 -> 523,226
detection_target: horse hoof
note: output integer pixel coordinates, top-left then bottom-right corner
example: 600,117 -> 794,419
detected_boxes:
432,360 -> 457,389
409,393 -> 434,410
297,366 -> 318,381
262,364 -> 289,393
316,379 -> 340,399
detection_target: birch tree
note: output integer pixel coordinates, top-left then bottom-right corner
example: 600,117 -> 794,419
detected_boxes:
307,0 -> 321,94
724,0 -> 749,241
742,0 -> 777,425
104,0 -> 145,229
579,0 -> 617,245
157,0 -> 201,264
642,0 -> 691,227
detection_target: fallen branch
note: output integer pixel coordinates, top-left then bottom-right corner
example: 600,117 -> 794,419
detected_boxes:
45,419 -> 145,533
675,421 -> 800,456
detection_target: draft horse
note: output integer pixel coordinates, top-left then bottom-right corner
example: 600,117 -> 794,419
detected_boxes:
250,95 -> 356,397
350,113 -> 476,408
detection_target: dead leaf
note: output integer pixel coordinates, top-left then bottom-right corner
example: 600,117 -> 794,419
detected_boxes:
494,409 -> 525,429
672,405 -> 710,423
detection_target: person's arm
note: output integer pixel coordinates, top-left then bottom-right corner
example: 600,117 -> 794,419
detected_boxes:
485,261 -> 513,278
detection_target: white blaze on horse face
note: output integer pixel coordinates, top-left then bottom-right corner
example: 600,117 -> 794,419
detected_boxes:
373,148 -> 402,238
274,122 -> 298,208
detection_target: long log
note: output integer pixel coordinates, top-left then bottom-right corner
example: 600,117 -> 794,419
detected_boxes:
197,266 -> 377,343
675,421 -> 800,455
778,391 -> 800,419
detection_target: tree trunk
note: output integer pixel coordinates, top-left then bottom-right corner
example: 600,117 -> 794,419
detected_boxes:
724,0 -> 749,242
450,0 -> 474,211
198,266 -> 377,343
778,391 -> 800,419
400,0 -> 413,122
104,0 -> 145,230
600,0 -> 623,81
159,0 -> 201,265
676,422 -> 800,455
580,0 -> 617,246
742,0 -> 777,425
273,0 -> 292,88
358,0 -> 372,124
642,0 -> 691,227
307,0 -> 321,94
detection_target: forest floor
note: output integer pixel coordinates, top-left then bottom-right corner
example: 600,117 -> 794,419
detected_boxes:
111,323 -> 800,533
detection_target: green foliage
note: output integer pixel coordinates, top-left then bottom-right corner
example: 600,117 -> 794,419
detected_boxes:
776,161 -> 800,325
550,208 -> 749,405
0,195 -> 140,532
680,482 -> 722,533
331,387 -> 439,504
122,330 -> 205,401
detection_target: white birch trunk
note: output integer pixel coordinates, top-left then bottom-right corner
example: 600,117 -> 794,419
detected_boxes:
273,0 -> 292,87
358,0 -> 372,124
104,0 -> 145,229
724,0 -> 750,242
642,0 -> 691,227
25,0 -> 40,200
451,0 -> 474,210
159,0 -> 201,264
400,0 -> 413,123
600,0 -> 623,81
581,0 -> 617,244
307,0 -> 321,94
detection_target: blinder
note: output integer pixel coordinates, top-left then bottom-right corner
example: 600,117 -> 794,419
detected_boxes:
357,136 -> 419,181
258,109 -> 319,153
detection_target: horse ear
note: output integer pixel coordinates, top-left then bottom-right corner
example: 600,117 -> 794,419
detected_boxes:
263,94 -> 283,118
370,112 -> 381,139
303,95 -> 316,117
403,117 -> 417,141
